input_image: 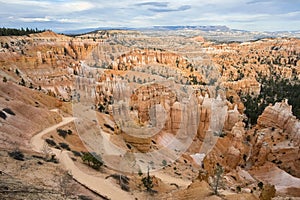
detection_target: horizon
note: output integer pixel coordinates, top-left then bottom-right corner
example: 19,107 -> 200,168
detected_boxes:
2,25 -> 300,35
0,0 -> 299,33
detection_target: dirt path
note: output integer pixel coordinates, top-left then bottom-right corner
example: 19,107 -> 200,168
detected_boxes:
30,116 -> 134,200
30,117 -> 75,153
152,171 -> 191,188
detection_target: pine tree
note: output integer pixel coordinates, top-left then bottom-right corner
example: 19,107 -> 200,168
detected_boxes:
141,166 -> 154,193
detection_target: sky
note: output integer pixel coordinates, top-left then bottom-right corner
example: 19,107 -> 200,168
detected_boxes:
0,0 -> 299,32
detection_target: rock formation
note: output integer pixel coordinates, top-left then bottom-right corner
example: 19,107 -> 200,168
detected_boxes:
257,100 -> 300,145
0,30 -> 299,199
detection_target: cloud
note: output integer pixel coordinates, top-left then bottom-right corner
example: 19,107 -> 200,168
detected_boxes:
18,16 -> 52,22
135,2 -> 169,7
148,5 -> 191,12
0,0 -> 299,31
134,1 -> 191,13
178,5 -> 191,11
0,0 -> 94,13
246,0 -> 271,4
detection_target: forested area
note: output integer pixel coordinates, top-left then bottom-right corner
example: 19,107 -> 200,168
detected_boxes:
242,75 -> 300,125
0,27 -> 45,36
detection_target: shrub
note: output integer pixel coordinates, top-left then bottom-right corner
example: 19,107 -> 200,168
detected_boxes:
246,135 -> 251,142
15,69 -> 20,76
121,183 -> 130,192
45,138 -> 56,146
258,181 -> 264,190
98,104 -> 105,112
55,145 -> 61,150
3,108 -> 15,115
243,154 -> 247,162
37,161 -> 43,165
104,123 -> 114,131
78,195 -> 93,200
72,150 -> 81,157
276,160 -> 282,164
8,149 -> 24,161
19,78 -> 26,86
0,111 -> 7,120
138,169 -> 143,176
59,142 -> 70,151
214,131 -> 226,137
57,129 -> 68,138
47,154 -> 59,164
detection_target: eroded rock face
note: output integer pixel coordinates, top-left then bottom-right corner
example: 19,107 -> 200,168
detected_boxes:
221,78 -> 261,95
130,83 -> 176,125
257,100 -> 300,145
112,49 -> 188,70
224,105 -> 242,131
197,95 -> 212,140
122,133 -> 151,153
211,38 -> 300,80
251,101 -> 300,177
95,75 -> 237,154
202,121 -> 248,175
1,30 -> 300,198
171,102 -> 182,133
0,31 -> 103,100
199,101 -> 299,199
2,32 -> 299,103
204,100 -> 299,173
225,146 -> 241,169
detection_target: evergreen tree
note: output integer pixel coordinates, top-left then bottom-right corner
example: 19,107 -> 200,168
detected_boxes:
141,166 -> 154,193
81,152 -> 104,170
0,27 -> 45,36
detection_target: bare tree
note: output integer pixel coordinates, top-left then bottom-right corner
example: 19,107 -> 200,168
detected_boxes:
59,171 -> 74,199
41,142 -> 52,160
212,163 -> 223,195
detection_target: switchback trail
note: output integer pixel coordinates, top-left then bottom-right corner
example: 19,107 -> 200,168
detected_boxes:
30,116 -> 133,200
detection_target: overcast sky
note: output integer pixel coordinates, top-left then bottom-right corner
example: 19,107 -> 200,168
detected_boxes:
0,0 -> 299,32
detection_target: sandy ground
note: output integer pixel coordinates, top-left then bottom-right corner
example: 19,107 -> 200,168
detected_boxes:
30,115 -> 134,200
152,171 -> 192,188
250,162 -> 300,193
